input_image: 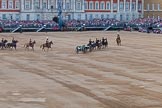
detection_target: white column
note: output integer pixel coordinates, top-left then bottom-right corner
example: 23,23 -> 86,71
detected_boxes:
56,0 -> 57,9
130,0 -> 132,11
117,0 -> 119,12
73,0 -> 75,11
32,0 -> 34,10
124,0 -> 126,12
136,0 -> 138,12
142,0 -> 144,18
63,0 -> 66,9
21,0 -> 24,11
40,0 -> 42,9
47,0 -> 50,9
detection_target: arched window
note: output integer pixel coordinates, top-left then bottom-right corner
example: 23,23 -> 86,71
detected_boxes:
95,1 -> 99,10
106,2 -> 111,10
100,1 -> 105,10
84,1 -> 88,9
119,1 -> 124,11
89,1 -> 93,10
126,2 -> 129,11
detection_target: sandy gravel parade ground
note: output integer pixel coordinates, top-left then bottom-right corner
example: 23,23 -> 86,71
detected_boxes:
0,31 -> 162,108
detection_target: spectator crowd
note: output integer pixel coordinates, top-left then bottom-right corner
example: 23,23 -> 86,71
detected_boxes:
0,18 -> 162,33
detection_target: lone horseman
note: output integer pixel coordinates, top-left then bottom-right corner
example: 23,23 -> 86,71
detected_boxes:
116,34 -> 121,46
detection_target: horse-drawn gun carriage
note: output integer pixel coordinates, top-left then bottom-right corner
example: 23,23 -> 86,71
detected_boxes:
76,37 -> 108,54
76,45 -> 91,54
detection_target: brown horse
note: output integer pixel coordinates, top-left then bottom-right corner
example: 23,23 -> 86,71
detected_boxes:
116,36 -> 121,46
24,40 -> 36,51
40,41 -> 53,51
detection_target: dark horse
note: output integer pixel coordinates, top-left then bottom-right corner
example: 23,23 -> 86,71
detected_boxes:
116,36 -> 121,46
0,40 -> 8,49
40,41 -> 53,51
6,40 -> 18,50
24,40 -> 36,51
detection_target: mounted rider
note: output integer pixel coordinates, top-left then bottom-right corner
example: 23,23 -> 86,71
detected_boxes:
46,37 -> 49,46
1,38 -> 4,43
29,38 -> 32,46
88,39 -> 92,46
12,37 -> 15,43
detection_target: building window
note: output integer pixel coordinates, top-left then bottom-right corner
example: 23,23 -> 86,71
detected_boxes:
8,1 -> 13,9
157,4 -> 160,10
77,14 -> 81,20
106,2 -> 111,10
9,14 -> 13,20
132,14 -> 135,19
95,14 -> 98,18
89,2 -> 93,10
113,3 -> 117,10
126,2 -> 129,11
152,4 -> 154,10
76,2 -> 81,10
132,2 -> 136,10
2,1 -> 6,9
95,2 -> 99,10
15,1 -> 20,9
25,0 -> 31,9
114,14 -> 116,19
36,14 -> 40,20
101,14 -> 104,19
138,3 -> 142,10
147,4 -> 149,11
126,14 -> 129,21
34,0 -> 39,9
2,14 -> 6,20
89,14 -> 93,20
106,14 -> 109,19
16,14 -> 20,20
100,2 -> 105,10
66,2 -> 70,9
42,2 -> 47,9
84,2 -> 88,9
119,2 -> 124,10
26,14 -> 30,20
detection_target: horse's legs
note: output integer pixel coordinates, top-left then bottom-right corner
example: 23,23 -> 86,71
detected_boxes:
32,47 -> 34,51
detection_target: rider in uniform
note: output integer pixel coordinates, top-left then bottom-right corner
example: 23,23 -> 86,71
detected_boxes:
29,38 -> 32,46
46,37 -> 49,46
88,39 -> 92,46
1,38 -> 4,43
12,37 -> 15,43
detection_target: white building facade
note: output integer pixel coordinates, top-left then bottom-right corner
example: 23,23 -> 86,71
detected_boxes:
0,0 -> 143,21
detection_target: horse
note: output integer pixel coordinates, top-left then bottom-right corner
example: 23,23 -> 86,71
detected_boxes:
6,40 -> 18,50
102,39 -> 108,48
24,40 -> 36,51
0,40 -> 8,49
40,41 -> 53,51
116,37 -> 121,46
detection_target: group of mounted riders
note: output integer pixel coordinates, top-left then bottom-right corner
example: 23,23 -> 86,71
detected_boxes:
0,38 -> 18,50
0,37 -> 53,51
76,33 -> 121,54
